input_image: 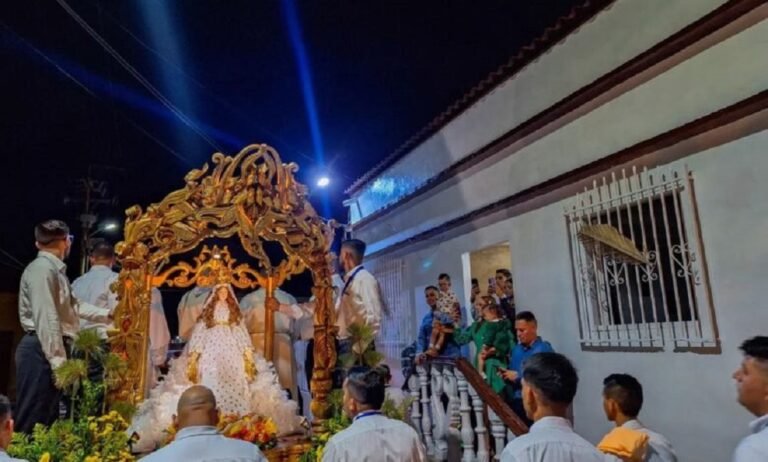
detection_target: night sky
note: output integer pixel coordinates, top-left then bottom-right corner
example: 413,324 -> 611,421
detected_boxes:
0,0 -> 581,322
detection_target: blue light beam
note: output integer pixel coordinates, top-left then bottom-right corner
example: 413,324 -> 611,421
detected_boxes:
281,0 -> 331,217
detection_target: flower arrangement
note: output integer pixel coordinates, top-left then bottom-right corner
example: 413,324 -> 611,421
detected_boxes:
220,413 -> 278,449
9,411 -> 135,462
165,413 -> 278,450
7,329 -> 136,462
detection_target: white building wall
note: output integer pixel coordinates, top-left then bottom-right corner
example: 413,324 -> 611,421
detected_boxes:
355,13 -> 768,253
350,0 -> 728,223
352,3 -> 768,459
365,137 -> 768,461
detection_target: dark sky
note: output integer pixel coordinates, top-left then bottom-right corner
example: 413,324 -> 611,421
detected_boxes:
0,0 -> 581,297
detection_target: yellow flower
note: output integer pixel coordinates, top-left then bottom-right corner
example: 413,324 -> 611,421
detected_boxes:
316,446 -> 324,462
39,453 -> 51,462
264,419 -> 277,435
84,456 -> 100,462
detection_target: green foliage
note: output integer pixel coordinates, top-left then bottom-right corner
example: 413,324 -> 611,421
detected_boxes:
8,412 -> 135,462
73,328 -> 104,364
340,322 -> 383,368
53,359 -> 88,391
381,396 -> 416,421
9,347 -> 134,461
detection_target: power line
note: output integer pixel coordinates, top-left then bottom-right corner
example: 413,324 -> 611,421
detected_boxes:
1,22 -> 193,166
55,0 -> 224,154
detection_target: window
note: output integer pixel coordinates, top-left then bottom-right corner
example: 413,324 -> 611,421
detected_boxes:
565,166 -> 718,350
368,258 -> 415,360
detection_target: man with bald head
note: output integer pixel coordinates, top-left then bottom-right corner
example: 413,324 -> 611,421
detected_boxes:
141,385 -> 266,462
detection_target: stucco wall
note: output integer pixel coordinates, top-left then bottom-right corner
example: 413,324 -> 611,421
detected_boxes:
366,136 -> 768,461
350,0 -> 729,223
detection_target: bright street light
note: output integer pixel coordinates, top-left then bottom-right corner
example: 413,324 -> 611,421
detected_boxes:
317,176 -> 330,187
88,221 -> 119,238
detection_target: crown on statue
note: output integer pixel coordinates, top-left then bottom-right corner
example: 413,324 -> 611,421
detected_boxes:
195,245 -> 236,288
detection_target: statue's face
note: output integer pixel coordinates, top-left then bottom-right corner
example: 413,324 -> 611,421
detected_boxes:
216,286 -> 229,302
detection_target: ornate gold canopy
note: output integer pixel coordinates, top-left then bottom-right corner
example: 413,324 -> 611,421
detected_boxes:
109,144 -> 338,421
152,244 -> 262,289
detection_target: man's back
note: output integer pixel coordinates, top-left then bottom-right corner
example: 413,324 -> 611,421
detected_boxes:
623,420 -> 677,462
501,416 -> 604,462
71,265 -> 118,310
322,414 -> 426,462
141,426 -> 266,462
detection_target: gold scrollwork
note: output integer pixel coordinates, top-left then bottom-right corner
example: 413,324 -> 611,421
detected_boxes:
109,144 -> 339,426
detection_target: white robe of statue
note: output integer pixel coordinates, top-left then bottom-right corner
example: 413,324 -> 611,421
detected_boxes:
176,286 -> 211,341
129,284 -> 300,453
239,288 -> 299,399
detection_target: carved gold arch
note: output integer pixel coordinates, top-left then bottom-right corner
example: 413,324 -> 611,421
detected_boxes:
109,144 -> 338,422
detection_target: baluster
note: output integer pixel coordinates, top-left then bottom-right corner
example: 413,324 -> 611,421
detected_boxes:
469,382 -> 489,462
456,369 -> 475,462
408,373 -> 422,437
443,365 -> 460,428
431,363 -> 448,461
417,363 -> 434,455
488,409 -> 506,461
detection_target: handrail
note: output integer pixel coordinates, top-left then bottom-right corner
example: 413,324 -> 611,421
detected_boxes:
454,357 -> 529,436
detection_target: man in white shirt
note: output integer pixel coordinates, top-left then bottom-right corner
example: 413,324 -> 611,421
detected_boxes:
602,373 -> 677,462
71,239 -> 119,338
279,240 -> 383,343
71,241 -> 171,392
278,239 -> 384,386
239,287 -> 299,398
322,367 -> 425,462
141,385 -> 266,462
500,352 -> 605,462
732,336 -> 768,461
0,395 -> 26,461
15,220 -> 111,433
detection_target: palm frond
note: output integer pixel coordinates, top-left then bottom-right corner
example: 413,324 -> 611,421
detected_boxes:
363,350 -> 385,368
53,359 -> 88,390
74,328 -> 104,357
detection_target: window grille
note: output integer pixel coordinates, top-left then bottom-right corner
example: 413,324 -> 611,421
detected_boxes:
368,258 -> 415,360
565,166 -> 718,350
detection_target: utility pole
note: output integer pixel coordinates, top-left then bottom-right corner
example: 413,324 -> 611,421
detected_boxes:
64,164 -> 120,275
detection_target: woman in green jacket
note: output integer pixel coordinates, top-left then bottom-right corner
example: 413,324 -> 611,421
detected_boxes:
455,296 -> 514,393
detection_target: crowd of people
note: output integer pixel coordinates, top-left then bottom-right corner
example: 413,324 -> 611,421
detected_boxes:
4,218 -> 767,461
403,268 -> 767,462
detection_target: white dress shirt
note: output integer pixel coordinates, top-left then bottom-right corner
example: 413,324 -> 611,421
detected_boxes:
283,269 -> 383,340
139,425 -> 266,462
335,265 -> 383,339
0,448 -> 27,461
18,251 -> 111,369
239,288 -> 299,396
733,414 -> 768,462
71,264 -> 119,339
501,416 -> 605,462
322,412 -> 426,462
177,286 -> 212,340
623,419 -> 677,462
